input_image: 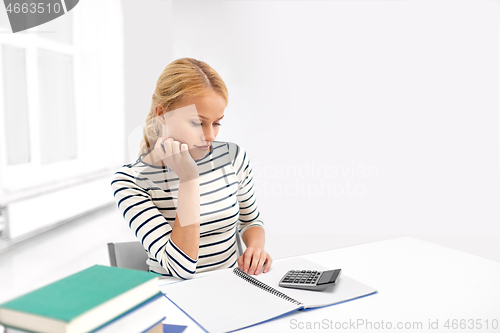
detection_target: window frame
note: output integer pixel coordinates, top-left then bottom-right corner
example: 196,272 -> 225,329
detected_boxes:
0,10 -> 89,192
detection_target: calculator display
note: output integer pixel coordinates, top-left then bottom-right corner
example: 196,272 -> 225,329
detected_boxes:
317,269 -> 342,285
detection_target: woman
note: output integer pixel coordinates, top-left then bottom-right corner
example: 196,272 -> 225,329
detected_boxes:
111,58 -> 272,279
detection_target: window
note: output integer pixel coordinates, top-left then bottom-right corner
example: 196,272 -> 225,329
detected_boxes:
0,1 -> 125,193
2,45 -> 30,166
38,48 -> 77,164
0,10 -> 80,191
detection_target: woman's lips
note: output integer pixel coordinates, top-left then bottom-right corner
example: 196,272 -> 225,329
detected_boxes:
196,145 -> 209,150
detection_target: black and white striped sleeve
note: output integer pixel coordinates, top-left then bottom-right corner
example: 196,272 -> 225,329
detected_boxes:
229,143 -> 265,237
110,168 -> 198,279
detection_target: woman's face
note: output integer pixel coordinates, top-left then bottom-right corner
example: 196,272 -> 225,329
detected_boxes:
157,92 -> 226,160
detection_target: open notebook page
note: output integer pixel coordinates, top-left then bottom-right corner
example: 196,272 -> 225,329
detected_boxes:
161,268 -> 302,333
252,257 -> 377,309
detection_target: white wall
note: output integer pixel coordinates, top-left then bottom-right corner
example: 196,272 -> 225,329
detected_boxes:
122,0 -> 173,162
169,0 -> 499,237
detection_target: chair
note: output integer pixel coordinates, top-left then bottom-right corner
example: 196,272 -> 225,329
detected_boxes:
107,232 -> 245,271
107,241 -> 149,271
235,230 -> 244,257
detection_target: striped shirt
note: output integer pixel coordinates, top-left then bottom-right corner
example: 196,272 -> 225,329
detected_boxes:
110,141 -> 264,279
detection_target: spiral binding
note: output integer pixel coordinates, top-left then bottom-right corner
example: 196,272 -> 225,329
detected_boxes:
233,268 -> 303,306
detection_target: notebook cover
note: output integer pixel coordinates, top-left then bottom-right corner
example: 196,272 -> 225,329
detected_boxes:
163,292 -> 302,333
0,265 -> 159,323
249,257 -> 378,309
161,257 -> 378,332
162,323 -> 188,333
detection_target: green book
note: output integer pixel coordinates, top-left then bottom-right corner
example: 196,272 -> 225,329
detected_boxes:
0,265 -> 160,333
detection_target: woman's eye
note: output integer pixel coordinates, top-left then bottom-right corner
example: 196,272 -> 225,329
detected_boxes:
191,122 -> 222,127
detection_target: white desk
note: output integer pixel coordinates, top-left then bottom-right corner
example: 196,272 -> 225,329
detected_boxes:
159,237 -> 500,333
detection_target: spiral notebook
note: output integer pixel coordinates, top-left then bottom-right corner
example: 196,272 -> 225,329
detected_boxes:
161,257 -> 377,333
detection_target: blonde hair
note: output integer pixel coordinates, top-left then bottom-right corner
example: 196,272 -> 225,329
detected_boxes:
139,58 -> 228,156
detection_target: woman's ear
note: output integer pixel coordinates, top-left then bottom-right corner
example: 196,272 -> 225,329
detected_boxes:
156,105 -> 166,125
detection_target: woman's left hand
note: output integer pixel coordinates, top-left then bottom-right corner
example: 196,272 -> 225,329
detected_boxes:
237,246 -> 272,275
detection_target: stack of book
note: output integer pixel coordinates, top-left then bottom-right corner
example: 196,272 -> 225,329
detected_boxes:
0,265 -> 166,333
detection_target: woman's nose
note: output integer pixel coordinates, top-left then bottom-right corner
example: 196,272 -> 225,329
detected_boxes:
202,126 -> 215,142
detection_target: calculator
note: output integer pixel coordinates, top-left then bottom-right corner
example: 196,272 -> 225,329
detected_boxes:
278,269 -> 342,291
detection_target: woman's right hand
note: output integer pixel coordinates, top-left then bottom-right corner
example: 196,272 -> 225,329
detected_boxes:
154,137 -> 199,181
